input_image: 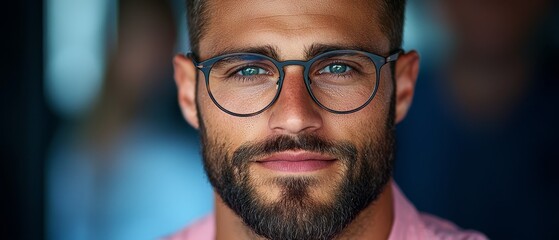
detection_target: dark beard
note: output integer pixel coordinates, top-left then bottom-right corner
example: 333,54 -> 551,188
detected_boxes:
198,109 -> 395,240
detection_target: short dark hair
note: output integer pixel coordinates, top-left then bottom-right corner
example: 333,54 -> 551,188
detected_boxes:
186,0 -> 406,54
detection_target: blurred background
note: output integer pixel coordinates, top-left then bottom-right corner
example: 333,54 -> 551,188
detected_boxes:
1,0 -> 558,239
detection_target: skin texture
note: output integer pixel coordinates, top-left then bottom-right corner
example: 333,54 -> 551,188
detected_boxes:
174,0 -> 419,239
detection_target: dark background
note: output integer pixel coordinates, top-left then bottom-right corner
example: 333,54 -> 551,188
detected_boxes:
1,0 -> 52,239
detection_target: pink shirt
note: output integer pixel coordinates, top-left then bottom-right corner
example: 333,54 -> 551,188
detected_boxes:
165,183 -> 487,240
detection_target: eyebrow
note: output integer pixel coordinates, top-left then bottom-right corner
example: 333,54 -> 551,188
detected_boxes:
205,43 -> 385,61
304,43 -> 384,60
207,45 -> 281,61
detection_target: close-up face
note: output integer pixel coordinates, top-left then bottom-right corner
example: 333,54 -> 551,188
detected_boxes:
174,0 -> 418,239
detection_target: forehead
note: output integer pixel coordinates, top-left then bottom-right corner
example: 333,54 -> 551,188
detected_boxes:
199,0 -> 388,59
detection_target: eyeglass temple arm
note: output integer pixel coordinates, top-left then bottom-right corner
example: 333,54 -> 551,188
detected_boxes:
386,49 -> 404,62
186,52 -> 204,69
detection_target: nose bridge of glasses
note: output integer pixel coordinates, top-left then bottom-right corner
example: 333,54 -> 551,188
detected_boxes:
277,60 -> 309,72
276,60 -> 311,83
279,59 -> 307,66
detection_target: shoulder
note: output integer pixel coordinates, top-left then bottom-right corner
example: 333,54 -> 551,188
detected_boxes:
419,213 -> 488,240
390,182 -> 488,240
162,214 -> 215,240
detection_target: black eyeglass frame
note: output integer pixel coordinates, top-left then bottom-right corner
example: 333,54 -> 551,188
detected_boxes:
187,49 -> 402,117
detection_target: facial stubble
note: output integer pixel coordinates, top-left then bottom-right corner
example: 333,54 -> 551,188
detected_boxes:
197,100 -> 396,240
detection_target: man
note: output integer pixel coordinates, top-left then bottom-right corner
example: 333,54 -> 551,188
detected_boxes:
170,0 -> 487,239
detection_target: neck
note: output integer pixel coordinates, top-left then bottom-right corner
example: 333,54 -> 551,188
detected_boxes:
214,181 -> 394,240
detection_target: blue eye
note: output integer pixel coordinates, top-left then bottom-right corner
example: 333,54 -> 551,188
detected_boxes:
319,63 -> 352,74
238,66 -> 267,76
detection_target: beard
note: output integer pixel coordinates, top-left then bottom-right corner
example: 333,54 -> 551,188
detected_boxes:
198,106 -> 396,240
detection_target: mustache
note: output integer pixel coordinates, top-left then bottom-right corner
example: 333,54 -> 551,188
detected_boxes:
232,134 -> 357,167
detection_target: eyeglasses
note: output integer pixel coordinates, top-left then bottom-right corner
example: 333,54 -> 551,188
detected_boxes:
188,49 -> 401,117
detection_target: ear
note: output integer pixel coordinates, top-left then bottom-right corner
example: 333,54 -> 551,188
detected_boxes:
394,50 -> 420,124
173,54 -> 199,129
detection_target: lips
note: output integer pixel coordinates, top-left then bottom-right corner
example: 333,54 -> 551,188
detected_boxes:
255,151 -> 337,172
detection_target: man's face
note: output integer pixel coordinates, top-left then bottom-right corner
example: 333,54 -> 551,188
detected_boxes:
180,0 -> 412,239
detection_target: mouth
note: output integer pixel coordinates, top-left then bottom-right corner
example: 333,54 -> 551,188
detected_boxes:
254,151 -> 337,172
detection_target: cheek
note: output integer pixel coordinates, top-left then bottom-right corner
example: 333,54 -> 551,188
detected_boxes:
319,68 -> 393,142
377,64 -> 396,107
321,113 -> 385,145
197,79 -> 269,148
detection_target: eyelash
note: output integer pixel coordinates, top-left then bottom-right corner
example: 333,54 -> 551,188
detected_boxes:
228,65 -> 271,81
316,61 -> 358,77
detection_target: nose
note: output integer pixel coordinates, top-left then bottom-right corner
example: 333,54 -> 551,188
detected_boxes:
268,67 -> 323,135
